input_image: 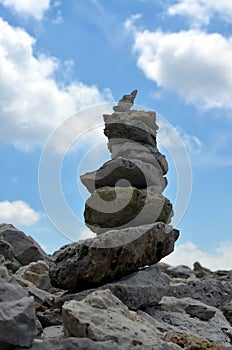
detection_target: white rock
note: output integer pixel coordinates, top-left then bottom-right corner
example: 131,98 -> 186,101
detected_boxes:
62,289 -> 179,349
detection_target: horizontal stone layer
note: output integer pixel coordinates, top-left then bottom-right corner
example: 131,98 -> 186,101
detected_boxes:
80,157 -> 166,193
103,110 -> 158,137
104,123 -> 157,148
49,222 -> 179,290
108,140 -> 168,175
84,186 -> 173,234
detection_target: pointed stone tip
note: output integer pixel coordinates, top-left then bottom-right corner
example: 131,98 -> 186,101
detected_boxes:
113,90 -> 138,112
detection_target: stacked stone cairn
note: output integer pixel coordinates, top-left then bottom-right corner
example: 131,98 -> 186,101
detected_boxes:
49,90 -> 179,292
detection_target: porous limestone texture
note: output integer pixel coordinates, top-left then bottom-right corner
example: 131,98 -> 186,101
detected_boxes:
49,222 -> 179,290
62,289 -> 179,350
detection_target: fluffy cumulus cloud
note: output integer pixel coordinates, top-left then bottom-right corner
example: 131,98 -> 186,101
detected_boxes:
168,0 -> 232,27
0,200 -> 41,226
0,18 -> 112,151
0,0 -> 51,20
128,22 -> 232,110
164,241 -> 232,271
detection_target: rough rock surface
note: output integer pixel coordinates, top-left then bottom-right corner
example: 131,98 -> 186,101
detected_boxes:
85,186 -> 173,233
1,226 -> 232,349
0,224 -> 50,266
80,157 -> 167,193
49,222 -> 179,290
0,266 -> 37,348
140,296 -> 232,346
62,289 -> 179,349
15,260 -> 57,293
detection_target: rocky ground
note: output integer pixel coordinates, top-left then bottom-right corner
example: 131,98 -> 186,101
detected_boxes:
1,223 -> 232,350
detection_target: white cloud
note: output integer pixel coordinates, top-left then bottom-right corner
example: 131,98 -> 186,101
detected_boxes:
168,0 -> 232,27
128,22 -> 232,110
0,200 -> 41,226
79,228 -> 96,240
164,241 -> 232,271
0,18 -> 112,151
0,0 -> 51,20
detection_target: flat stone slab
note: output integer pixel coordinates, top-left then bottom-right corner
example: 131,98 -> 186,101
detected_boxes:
80,157 -> 166,193
108,140 -> 168,174
49,222 -> 179,291
84,186 -> 173,233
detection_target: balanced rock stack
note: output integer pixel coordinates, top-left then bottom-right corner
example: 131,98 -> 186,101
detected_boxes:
82,89 -> 173,233
49,90 -> 179,291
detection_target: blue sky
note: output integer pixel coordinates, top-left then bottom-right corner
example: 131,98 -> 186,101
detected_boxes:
0,0 -> 232,269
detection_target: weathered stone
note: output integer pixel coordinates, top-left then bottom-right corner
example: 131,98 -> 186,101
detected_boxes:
101,265 -> 170,310
104,110 -> 157,138
49,223 -> 179,290
14,275 -> 54,304
22,337 -> 123,350
50,265 -> 169,311
40,325 -> 64,340
140,296 -> 232,347
165,265 -> 195,279
113,89 -> 137,112
80,157 -> 166,193
108,140 -> 168,174
15,260 -> 56,293
62,289 -> 179,349
167,278 -> 232,308
165,332 -> 228,350
0,266 -> 37,348
85,186 -> 173,233
105,123 -> 157,148
0,224 -> 50,266
36,307 -> 63,328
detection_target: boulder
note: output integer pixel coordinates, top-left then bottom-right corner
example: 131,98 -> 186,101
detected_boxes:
49,222 -> 179,290
0,266 -> 37,348
49,265 -> 169,311
80,157 -> 166,193
85,186 -> 173,233
0,224 -> 50,266
62,289 -> 179,349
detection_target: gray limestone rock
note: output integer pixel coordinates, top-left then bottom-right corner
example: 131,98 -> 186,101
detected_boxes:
14,275 -> 54,304
0,266 -> 37,348
167,277 -> 232,308
0,224 -> 50,266
99,265 -> 170,310
62,289 -> 179,349
105,122 -> 157,148
49,265 -> 169,311
109,140 -> 168,174
113,89 -> 137,112
140,296 -> 232,347
80,157 -> 166,193
104,110 -> 158,138
15,338 -> 122,350
165,265 -> 195,279
84,186 -> 173,233
14,260 -> 57,293
49,222 -> 179,290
